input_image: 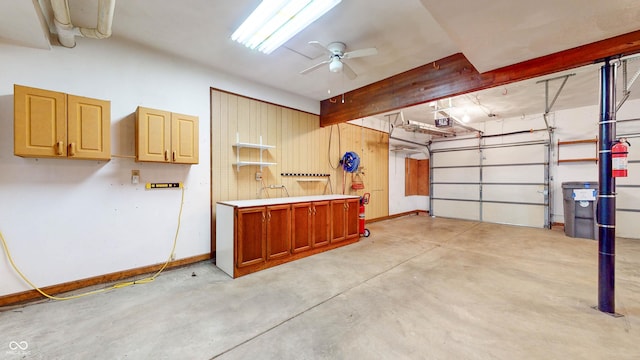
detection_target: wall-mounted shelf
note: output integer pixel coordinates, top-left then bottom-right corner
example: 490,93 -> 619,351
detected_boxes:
234,141 -> 275,151
233,133 -> 276,171
235,161 -> 277,168
558,138 -> 598,163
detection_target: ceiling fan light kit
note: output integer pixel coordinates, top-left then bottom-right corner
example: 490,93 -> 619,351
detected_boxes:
329,58 -> 343,72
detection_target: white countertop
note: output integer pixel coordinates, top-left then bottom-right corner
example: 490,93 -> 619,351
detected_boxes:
217,194 -> 359,207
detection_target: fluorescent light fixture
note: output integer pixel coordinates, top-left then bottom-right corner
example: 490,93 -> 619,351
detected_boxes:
231,0 -> 342,54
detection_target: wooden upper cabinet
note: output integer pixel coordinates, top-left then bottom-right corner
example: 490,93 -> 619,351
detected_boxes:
136,107 -> 171,162
14,84 -> 110,160
136,107 -> 199,164
67,95 -> 111,160
171,112 -> 199,164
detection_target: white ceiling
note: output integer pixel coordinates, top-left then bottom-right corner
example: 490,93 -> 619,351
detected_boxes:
2,0 -> 640,127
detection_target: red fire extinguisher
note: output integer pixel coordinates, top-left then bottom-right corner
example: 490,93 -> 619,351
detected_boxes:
612,138 -> 630,177
359,193 -> 370,237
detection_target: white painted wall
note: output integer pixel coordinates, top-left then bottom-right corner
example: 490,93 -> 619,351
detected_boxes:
388,151 -> 430,214
0,38 -> 318,297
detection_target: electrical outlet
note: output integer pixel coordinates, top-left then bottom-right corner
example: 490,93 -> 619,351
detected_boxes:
131,170 -> 140,184
255,172 -> 262,181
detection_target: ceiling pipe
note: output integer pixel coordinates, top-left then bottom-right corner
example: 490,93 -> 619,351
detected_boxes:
50,0 -> 116,48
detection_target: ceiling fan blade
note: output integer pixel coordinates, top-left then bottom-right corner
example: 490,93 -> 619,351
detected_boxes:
342,61 -> 357,80
308,41 -> 331,55
300,60 -> 330,75
343,47 -> 378,59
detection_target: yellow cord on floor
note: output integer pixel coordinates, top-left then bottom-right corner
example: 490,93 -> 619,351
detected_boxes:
0,186 -> 185,301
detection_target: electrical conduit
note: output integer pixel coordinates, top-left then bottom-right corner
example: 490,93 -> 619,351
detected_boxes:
51,0 -> 116,48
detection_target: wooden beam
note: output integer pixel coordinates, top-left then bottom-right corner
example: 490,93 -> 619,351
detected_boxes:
320,30 -> 640,126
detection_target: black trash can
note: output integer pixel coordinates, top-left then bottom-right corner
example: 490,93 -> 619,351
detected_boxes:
562,182 -> 598,240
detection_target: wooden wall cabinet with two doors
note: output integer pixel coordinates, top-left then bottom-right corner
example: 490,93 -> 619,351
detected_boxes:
14,85 -> 111,160
216,195 -> 360,278
135,106 -> 199,164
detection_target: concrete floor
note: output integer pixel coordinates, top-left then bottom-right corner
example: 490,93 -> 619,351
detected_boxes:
1,215 -> 639,359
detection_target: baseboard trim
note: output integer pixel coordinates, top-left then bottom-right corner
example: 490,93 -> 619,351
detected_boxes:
0,253 -> 211,308
368,210 -> 429,223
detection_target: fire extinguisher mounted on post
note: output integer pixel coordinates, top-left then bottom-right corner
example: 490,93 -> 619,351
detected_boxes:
612,137 -> 631,177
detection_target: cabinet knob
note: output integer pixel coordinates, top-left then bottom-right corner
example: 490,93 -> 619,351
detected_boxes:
68,142 -> 76,156
164,150 -> 169,161
56,141 -> 64,155
172,151 -> 176,162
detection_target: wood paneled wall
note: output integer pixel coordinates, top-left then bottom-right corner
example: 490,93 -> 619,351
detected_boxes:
211,89 -> 389,251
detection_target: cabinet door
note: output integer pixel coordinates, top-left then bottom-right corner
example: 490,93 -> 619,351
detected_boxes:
291,203 -> 312,254
14,85 -> 66,158
331,200 -> 347,243
266,204 -> 291,260
136,107 -> 171,162
67,95 -> 111,160
312,201 -> 330,247
171,112 -> 199,164
237,207 -> 266,268
346,198 -> 360,240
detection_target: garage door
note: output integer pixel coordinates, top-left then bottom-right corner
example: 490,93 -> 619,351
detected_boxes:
430,138 -> 550,228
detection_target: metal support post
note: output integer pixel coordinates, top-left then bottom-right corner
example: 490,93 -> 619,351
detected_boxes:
597,59 -> 617,315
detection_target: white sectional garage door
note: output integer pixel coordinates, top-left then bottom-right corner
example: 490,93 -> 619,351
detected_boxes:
430,138 -> 550,228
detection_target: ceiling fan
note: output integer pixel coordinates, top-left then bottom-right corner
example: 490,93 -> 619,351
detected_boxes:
300,41 -> 378,80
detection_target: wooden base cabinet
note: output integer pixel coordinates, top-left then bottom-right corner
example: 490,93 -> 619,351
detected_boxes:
331,198 -> 360,243
236,207 -> 266,268
266,204 -> 292,260
291,201 -> 330,254
216,195 -> 359,278
236,205 -> 291,274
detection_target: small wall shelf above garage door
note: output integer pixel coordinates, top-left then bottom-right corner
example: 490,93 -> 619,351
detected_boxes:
557,138 -> 598,163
